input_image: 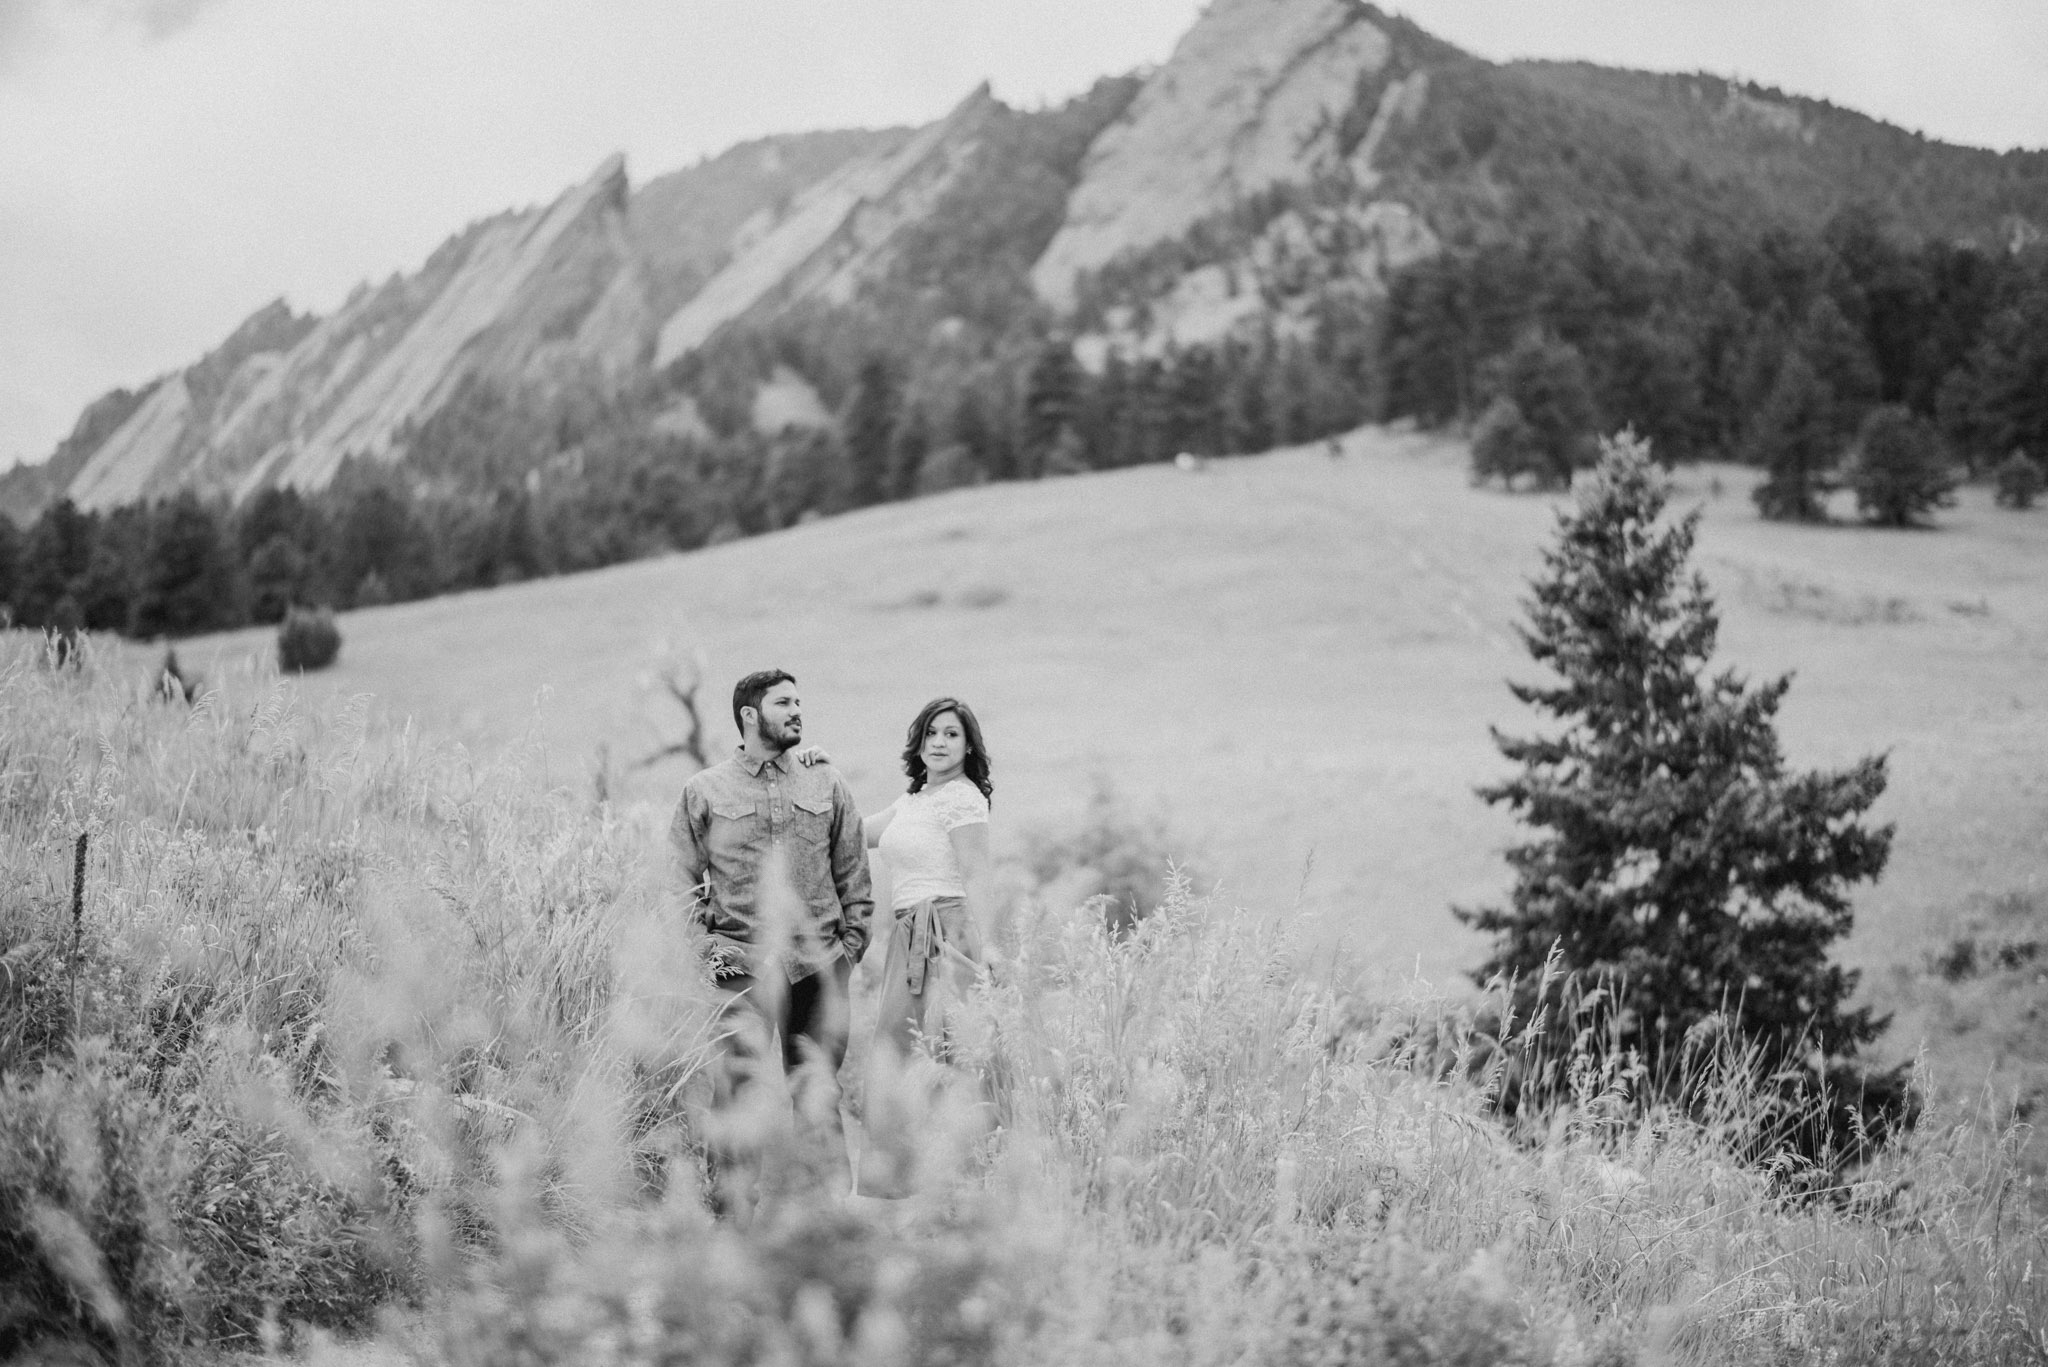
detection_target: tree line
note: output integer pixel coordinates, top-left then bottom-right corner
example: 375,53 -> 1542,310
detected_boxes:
1385,207 -> 2048,516
6,200 -> 2045,641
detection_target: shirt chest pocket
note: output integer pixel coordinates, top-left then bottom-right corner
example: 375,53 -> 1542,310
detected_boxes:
708,800 -> 762,854
789,795 -> 833,848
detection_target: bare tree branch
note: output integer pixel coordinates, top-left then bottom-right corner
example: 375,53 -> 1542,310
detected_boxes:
634,645 -> 711,773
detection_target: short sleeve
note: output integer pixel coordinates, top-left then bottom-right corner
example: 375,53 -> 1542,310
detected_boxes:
939,782 -> 989,831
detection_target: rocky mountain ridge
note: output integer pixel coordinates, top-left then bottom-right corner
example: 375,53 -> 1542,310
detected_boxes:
9,0 -> 2047,521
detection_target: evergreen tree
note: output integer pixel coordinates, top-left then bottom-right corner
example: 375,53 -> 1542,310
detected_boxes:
1794,295 -> 1882,445
1960,276 -> 2048,467
333,484 -> 433,603
1222,343 -> 1274,455
1593,315 -> 1704,464
246,536 -> 311,622
948,389 -> 1000,480
236,486 -> 313,559
1749,352 -> 1839,521
1167,347 -> 1224,456
494,486 -> 545,582
1994,451 -> 2044,510
1480,331 -> 1600,489
1462,436 -> 1896,1145
1023,339 -> 1081,473
0,513 -> 24,624
1846,404 -> 1957,528
888,403 -> 931,500
1469,396 -> 1539,488
76,506 -> 146,632
17,498 -> 95,627
843,356 -> 899,506
1381,254 -> 1476,424
132,492 -> 242,638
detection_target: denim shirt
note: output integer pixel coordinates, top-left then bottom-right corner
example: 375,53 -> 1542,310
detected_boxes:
670,747 -> 874,980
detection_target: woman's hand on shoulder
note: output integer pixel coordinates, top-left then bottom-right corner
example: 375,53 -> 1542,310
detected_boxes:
794,746 -> 832,767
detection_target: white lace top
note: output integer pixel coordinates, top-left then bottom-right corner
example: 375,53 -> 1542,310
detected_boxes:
876,778 -> 989,909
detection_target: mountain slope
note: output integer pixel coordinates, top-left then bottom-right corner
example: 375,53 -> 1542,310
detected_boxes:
13,133 -> 898,515
10,0 -> 2048,523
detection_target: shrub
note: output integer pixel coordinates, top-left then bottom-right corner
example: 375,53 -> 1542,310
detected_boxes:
1022,778 -> 1192,934
1995,450 -> 2044,510
276,606 -> 341,672
174,1098 -> 408,1344
1847,404 -> 1958,527
1469,395 -> 1540,488
0,1049 -> 195,1365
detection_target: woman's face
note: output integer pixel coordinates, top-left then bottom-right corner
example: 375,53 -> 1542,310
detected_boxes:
920,710 -> 969,776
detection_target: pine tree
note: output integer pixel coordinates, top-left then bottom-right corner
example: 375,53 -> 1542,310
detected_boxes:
1994,450 -> 2044,510
1795,295 -> 1881,444
132,492 -> 242,638
844,357 -> 899,507
1846,404 -> 1957,528
0,514 -> 21,625
1962,276 -> 2048,467
1749,351 -> 1838,521
17,497 -> 95,628
1023,340 -> 1081,474
1462,435 -> 1898,1147
76,506 -> 146,633
1479,331 -> 1600,489
1469,396 -> 1539,488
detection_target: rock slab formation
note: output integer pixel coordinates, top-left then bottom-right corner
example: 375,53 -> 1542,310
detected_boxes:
1030,0 -> 1393,308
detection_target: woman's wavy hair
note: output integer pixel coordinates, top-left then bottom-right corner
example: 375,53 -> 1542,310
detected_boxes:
901,697 -> 993,804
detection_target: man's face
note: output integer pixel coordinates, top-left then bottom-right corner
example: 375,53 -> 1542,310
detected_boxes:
749,682 -> 802,752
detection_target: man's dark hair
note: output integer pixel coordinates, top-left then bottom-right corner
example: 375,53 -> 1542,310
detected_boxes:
732,669 -> 796,733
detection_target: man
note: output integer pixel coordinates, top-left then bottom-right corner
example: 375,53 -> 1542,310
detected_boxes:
671,668 -> 873,1204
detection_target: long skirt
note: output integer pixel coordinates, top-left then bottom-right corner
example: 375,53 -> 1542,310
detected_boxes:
856,895 -> 980,1197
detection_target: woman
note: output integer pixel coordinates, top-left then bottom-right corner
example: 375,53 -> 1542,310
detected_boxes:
864,697 -> 994,1050
854,697 -> 995,1197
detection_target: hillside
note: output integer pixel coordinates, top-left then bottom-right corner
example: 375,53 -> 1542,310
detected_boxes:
175,426 -> 2048,997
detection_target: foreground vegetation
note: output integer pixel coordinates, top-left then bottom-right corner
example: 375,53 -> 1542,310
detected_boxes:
3,635 -> 2045,1364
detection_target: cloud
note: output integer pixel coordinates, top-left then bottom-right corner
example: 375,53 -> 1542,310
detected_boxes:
0,0 -> 224,60
101,0 -> 223,40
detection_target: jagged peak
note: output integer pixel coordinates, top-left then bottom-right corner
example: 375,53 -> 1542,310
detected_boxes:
1030,0 -> 1398,306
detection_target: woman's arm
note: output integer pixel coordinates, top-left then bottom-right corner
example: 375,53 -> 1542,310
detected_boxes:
863,801 -> 898,849
946,821 -> 993,961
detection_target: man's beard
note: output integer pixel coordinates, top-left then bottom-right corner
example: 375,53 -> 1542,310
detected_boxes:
761,716 -> 801,752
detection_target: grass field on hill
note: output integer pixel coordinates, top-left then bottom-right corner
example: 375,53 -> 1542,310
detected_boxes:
181,426 -> 2048,1000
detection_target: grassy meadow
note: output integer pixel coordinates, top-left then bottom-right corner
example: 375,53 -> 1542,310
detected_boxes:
4,619 -> 2047,1364
8,429 -> 2048,1363
176,426 -> 2048,987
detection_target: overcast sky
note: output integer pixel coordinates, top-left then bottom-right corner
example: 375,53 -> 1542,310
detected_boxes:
2,0 -> 2044,473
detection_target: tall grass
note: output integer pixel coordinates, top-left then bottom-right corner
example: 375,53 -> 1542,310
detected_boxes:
2,632 -> 2043,1365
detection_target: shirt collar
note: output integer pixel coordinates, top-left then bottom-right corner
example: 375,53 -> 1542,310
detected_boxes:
734,746 -> 791,777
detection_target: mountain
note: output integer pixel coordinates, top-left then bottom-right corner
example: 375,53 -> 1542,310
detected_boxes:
7,0 -> 2047,525
5,128 -> 907,517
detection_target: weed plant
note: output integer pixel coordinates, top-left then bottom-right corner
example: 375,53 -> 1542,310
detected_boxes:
1,634 -> 2043,1364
